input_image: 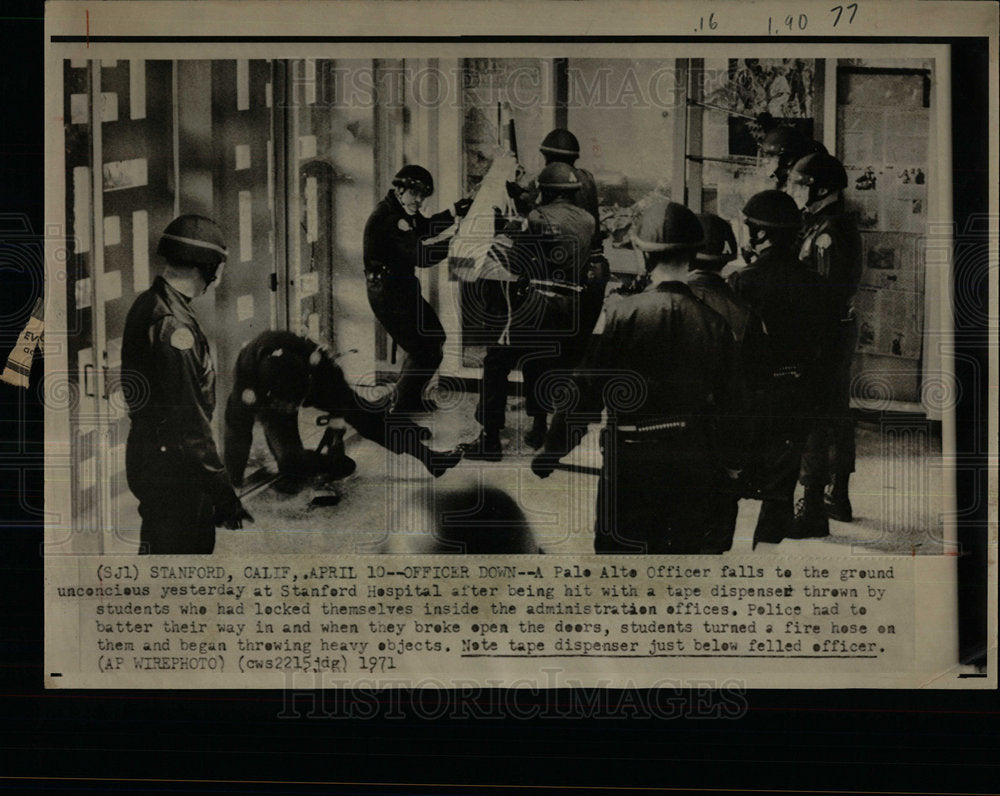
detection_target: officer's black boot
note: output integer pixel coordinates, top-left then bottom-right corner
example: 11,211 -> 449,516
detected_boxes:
753,499 -> 795,547
793,486 -> 831,538
824,471 -> 853,522
426,448 -> 463,477
458,430 -> 502,462
523,416 -> 547,450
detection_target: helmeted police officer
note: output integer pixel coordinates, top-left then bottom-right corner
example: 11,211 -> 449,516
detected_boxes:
122,215 -> 251,554
364,165 -> 471,417
508,128 -> 609,328
223,331 -> 461,491
787,151 -> 863,528
533,199 -> 741,554
760,125 -> 826,190
461,162 -> 596,461
729,191 -> 830,545
690,213 -> 770,521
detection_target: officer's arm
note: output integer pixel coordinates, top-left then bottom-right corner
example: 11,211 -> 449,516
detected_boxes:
409,209 -> 457,268
152,317 -> 238,507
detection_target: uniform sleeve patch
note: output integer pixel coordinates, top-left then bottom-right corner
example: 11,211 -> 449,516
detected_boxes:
169,327 -> 195,351
397,219 -> 412,232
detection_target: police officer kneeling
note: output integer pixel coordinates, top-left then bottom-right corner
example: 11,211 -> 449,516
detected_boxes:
224,331 -> 463,491
123,215 -> 252,555
533,199 -> 741,554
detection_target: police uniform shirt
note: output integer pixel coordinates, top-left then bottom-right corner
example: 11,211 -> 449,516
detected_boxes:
578,280 -> 738,424
224,331 -> 395,485
728,247 -> 828,370
687,270 -> 758,345
363,190 -> 455,279
512,166 -> 602,251
797,200 -> 863,316
506,197 -> 596,285
121,274 -> 233,504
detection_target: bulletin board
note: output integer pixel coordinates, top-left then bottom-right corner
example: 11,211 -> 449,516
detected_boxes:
837,66 -> 931,403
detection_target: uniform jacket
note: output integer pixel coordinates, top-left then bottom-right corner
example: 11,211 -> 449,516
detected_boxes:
728,246 -> 829,373
363,191 -> 455,280
122,275 -> 234,504
512,165 -> 602,251
688,268 -> 771,393
545,280 -> 740,465
224,331 -> 392,484
797,199 -> 863,316
501,197 -> 596,286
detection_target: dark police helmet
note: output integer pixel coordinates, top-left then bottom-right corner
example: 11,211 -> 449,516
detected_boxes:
157,215 -> 228,266
742,190 -> 803,229
788,151 -> 849,191
392,164 -> 434,197
537,162 -> 581,192
695,214 -> 739,265
631,197 -> 705,253
539,128 -> 581,160
258,347 -> 312,405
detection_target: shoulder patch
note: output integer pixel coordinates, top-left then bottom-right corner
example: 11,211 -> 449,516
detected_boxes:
397,218 -> 412,232
170,327 -> 195,351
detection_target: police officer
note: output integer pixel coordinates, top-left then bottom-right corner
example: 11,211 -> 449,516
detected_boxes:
787,152 -> 863,528
223,331 -> 462,491
689,214 -> 770,521
508,128 -> 608,329
729,191 -> 830,545
364,165 -> 471,416
760,125 -> 825,190
122,215 -> 251,555
533,199 -> 741,554
461,162 -> 596,460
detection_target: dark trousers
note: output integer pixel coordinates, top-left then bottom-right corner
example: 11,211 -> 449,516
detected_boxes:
367,275 -> 445,410
126,434 -> 215,555
475,287 -> 587,433
594,430 -> 734,554
800,316 -> 858,488
750,378 -> 814,546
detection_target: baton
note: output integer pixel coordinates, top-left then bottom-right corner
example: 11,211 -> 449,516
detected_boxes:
550,461 -> 602,477
687,98 -> 759,121
686,154 -> 757,166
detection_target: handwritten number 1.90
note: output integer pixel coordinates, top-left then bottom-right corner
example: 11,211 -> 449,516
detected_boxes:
831,4 -> 859,26
768,14 -> 808,34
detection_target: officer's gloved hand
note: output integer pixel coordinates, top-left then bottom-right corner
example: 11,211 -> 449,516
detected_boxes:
453,197 -> 474,218
215,491 -> 254,530
531,452 -> 559,479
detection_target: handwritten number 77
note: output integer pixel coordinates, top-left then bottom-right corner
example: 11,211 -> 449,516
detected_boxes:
831,3 -> 859,26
